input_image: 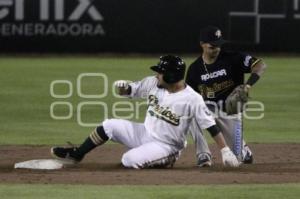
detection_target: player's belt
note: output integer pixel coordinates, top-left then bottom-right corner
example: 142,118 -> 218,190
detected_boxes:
206,91 -> 215,99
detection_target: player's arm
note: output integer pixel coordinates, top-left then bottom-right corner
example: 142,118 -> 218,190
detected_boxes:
194,97 -> 240,167
114,76 -> 158,98
244,56 -> 267,92
206,125 -> 226,148
206,125 -> 240,167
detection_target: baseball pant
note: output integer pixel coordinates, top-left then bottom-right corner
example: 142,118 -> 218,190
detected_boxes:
215,113 -> 243,161
102,119 -> 180,169
192,105 -> 245,161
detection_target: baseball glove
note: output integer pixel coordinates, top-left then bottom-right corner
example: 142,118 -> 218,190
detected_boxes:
225,85 -> 249,115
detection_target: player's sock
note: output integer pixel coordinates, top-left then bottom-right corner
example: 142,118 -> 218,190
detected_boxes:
76,126 -> 109,157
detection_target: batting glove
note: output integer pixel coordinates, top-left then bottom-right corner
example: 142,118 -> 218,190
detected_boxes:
221,146 -> 240,167
114,80 -> 130,90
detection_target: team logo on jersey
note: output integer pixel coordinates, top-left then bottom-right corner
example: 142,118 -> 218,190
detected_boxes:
243,55 -> 252,67
198,80 -> 234,99
215,30 -> 222,38
201,69 -> 227,81
148,95 -> 180,126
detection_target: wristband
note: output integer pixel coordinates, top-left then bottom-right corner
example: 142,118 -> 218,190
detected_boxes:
207,125 -> 221,137
246,73 -> 260,86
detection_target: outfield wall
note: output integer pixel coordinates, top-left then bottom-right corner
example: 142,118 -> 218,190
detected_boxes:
0,0 -> 300,53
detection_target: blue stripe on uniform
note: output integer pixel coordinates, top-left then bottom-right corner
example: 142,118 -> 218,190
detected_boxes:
233,122 -> 242,156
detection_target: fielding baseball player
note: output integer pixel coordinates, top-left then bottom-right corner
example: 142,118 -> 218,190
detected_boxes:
186,26 -> 267,166
51,55 -> 239,168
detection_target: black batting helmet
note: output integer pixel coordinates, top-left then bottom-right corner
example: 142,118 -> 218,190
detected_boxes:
150,55 -> 186,84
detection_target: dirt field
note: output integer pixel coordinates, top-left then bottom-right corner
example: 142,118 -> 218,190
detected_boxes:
0,143 -> 299,185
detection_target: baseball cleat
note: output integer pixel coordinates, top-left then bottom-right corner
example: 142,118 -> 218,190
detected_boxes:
51,146 -> 83,164
242,145 -> 253,164
141,151 -> 180,169
197,153 -> 212,167
167,152 -> 180,168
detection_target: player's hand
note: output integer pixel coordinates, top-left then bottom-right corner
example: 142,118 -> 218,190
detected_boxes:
221,146 -> 240,167
244,84 -> 251,93
114,80 -> 130,89
114,80 -> 132,95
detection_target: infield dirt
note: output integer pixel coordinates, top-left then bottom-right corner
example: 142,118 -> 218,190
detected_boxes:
0,143 -> 299,185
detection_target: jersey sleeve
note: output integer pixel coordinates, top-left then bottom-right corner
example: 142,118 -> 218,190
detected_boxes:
235,52 -> 261,73
129,76 -> 158,98
192,94 -> 216,129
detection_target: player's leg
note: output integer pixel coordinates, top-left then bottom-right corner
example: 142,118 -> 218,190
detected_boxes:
51,119 -> 145,163
215,113 -> 243,161
189,119 -> 212,167
102,119 -> 147,148
104,119 -> 181,168
241,128 -> 253,164
121,141 -> 180,169
51,125 -> 109,163
216,113 -> 253,163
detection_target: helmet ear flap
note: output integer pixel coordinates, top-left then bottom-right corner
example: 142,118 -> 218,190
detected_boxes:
162,73 -> 173,84
163,71 -> 184,84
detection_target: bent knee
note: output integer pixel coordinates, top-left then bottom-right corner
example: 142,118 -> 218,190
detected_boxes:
121,153 -> 140,169
102,119 -> 120,139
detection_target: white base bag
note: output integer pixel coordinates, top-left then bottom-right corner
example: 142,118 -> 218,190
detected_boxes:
14,159 -> 67,170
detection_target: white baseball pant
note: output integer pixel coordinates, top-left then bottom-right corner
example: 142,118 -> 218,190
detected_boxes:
102,119 -> 180,169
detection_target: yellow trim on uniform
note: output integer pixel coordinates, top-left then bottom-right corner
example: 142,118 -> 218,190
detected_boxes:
93,130 -> 103,143
90,131 -> 99,145
250,59 -> 261,69
89,134 -> 98,145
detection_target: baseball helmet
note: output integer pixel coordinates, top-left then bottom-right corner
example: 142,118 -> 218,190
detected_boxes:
150,55 -> 186,84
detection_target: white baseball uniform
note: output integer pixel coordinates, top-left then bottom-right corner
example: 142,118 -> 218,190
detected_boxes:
102,76 -> 216,168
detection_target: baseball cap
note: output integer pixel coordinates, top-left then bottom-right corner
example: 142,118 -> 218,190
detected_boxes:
199,26 -> 226,46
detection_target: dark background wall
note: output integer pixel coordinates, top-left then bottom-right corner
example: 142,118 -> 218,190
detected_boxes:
0,0 -> 300,53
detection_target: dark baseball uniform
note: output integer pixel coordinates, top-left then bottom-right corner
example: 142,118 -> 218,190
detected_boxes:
187,51 -> 260,160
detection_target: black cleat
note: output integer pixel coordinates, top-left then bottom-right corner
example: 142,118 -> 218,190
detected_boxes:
197,153 -> 212,167
143,151 -> 180,169
51,147 -> 83,163
242,145 -> 254,164
166,151 -> 180,168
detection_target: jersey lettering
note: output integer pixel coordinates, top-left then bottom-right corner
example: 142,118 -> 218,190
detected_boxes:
201,69 -> 227,81
148,95 -> 180,126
